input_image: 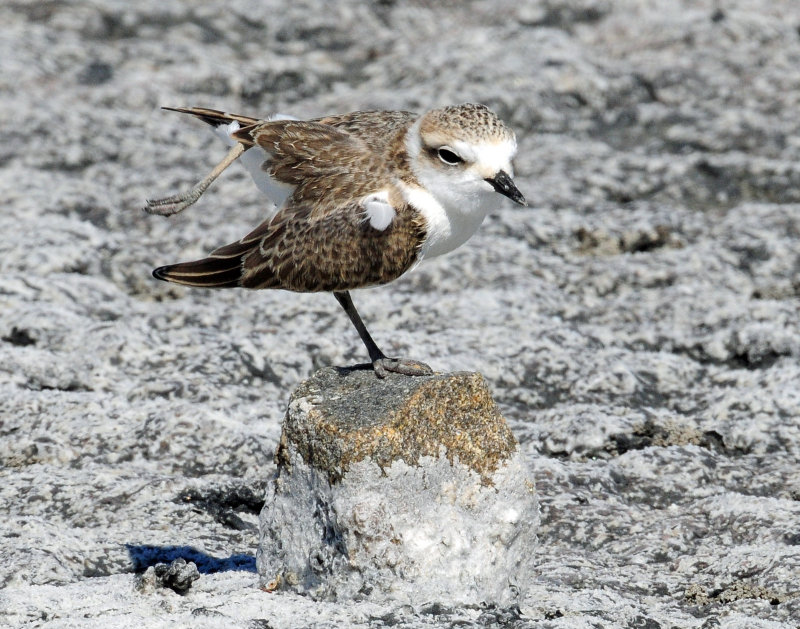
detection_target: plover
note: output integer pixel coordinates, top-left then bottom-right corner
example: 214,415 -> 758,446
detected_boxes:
147,104 -> 525,377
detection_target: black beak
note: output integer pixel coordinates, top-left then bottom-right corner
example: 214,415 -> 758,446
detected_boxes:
485,170 -> 527,206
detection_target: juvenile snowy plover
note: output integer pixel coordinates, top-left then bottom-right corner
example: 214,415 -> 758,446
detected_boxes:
147,104 -> 525,377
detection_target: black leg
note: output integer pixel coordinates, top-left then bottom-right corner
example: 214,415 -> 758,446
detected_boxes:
333,291 -> 386,363
333,291 -> 433,378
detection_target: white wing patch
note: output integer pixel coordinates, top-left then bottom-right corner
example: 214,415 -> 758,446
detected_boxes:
214,121 -> 241,147
241,146 -> 295,208
362,192 -> 396,231
213,117 -> 298,212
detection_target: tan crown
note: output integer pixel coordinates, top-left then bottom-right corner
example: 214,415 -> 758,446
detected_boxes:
418,103 -> 515,146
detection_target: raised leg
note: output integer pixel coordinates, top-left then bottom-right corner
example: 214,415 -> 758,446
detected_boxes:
144,142 -> 247,216
333,291 -> 433,378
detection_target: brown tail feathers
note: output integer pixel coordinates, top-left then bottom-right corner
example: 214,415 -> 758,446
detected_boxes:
162,106 -> 260,129
152,256 -> 243,288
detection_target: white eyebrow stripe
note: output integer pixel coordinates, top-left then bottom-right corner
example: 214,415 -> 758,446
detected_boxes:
450,138 -> 517,173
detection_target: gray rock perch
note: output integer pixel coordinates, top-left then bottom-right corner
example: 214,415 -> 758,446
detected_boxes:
258,367 -> 538,606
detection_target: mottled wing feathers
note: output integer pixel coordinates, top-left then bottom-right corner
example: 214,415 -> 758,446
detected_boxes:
154,109 -> 427,293
314,110 -> 417,152
244,199 -> 425,292
153,198 -> 426,293
231,120 -> 387,219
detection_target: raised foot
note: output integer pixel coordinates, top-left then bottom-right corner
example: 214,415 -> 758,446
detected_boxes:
373,357 -> 434,379
143,191 -> 201,216
143,142 -> 245,216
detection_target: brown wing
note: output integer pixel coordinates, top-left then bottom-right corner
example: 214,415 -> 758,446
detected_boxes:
152,113 -> 426,292
152,195 -> 427,293
313,110 -> 417,153
231,120 -> 402,219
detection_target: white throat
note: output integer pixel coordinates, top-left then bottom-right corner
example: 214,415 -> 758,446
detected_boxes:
402,120 -> 505,259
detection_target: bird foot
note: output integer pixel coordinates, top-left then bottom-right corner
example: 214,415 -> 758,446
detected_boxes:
143,190 -> 201,216
372,357 -> 434,378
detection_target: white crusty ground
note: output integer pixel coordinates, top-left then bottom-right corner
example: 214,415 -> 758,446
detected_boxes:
1,0 -> 799,627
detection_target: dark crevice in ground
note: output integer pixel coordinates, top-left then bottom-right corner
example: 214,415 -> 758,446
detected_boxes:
176,481 -> 267,530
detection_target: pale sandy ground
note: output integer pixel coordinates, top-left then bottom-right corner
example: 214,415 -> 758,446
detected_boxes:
1,1 -> 799,627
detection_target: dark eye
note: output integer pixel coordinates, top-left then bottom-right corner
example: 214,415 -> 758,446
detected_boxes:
437,147 -> 463,165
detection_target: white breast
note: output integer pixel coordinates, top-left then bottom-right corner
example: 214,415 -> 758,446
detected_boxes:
399,181 -> 493,259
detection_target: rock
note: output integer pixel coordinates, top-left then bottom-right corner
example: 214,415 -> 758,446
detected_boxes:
276,368 -> 518,483
136,558 -> 200,595
258,368 -> 537,606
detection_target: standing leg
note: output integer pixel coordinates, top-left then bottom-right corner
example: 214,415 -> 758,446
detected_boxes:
333,291 -> 433,378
